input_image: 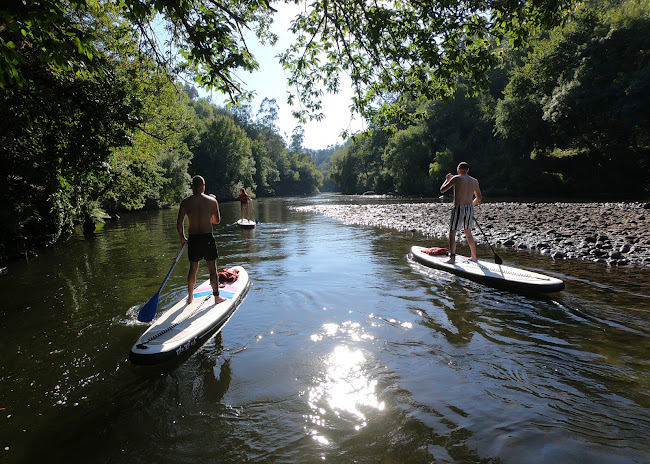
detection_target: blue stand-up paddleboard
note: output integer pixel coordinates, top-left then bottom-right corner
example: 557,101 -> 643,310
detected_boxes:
130,266 -> 250,365
411,246 -> 564,293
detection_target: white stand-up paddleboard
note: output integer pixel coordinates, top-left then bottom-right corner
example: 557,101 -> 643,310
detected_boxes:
411,246 -> 564,293
130,266 -> 250,365
237,219 -> 256,228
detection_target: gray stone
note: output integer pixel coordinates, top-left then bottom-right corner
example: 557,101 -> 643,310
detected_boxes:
296,201 -> 650,268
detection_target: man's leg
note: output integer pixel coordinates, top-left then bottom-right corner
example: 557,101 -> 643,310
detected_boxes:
445,229 -> 457,264
187,261 -> 199,303
465,229 -> 478,262
207,260 -> 227,304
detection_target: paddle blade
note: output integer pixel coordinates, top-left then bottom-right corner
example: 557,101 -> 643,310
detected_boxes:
495,255 -> 503,265
137,293 -> 159,322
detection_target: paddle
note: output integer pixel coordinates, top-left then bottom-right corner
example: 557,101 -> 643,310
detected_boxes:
137,243 -> 187,322
251,199 -> 259,224
474,217 -> 503,265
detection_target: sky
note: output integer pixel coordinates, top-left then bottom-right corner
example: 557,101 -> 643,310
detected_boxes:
196,3 -> 366,151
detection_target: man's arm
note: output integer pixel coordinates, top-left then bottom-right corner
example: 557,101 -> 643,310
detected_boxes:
212,199 -> 221,225
472,181 -> 483,206
177,201 -> 188,245
440,174 -> 456,193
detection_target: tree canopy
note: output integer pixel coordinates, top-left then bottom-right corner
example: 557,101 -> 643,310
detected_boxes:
1,0 -> 277,97
279,0 -> 576,126
2,0 -> 576,121
327,0 -> 650,198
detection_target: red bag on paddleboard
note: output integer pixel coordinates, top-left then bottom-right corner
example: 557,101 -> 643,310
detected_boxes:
422,247 -> 448,255
218,268 -> 239,283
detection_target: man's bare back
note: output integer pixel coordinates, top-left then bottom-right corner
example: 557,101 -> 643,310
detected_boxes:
178,193 -> 220,237
440,170 -> 482,206
448,173 -> 481,206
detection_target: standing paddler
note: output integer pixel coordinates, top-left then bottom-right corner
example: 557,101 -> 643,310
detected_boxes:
177,175 -> 227,305
440,162 -> 483,263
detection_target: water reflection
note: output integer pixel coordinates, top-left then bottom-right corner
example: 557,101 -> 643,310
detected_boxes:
204,358 -> 232,403
306,321 -> 386,445
3,196 -> 650,463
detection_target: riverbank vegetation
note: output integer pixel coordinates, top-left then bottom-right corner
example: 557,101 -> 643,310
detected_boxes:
0,3 -> 321,258
327,0 -> 649,198
1,0 -> 647,260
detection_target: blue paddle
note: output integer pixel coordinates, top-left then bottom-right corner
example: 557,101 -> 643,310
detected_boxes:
137,243 -> 186,322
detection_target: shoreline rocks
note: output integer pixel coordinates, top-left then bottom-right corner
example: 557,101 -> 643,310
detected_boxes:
296,201 -> 650,268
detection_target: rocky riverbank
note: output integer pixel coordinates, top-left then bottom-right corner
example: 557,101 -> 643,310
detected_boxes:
296,201 -> 650,267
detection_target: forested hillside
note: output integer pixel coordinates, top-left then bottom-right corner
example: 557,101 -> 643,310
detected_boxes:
1,73 -> 321,257
328,0 -> 649,198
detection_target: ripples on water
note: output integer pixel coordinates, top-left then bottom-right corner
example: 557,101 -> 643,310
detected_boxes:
0,196 -> 648,463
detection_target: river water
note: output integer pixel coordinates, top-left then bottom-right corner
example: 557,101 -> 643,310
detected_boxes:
1,195 -> 649,464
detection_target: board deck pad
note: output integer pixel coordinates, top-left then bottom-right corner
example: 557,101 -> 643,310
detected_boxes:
193,283 -> 237,299
411,246 -> 564,293
130,265 -> 250,364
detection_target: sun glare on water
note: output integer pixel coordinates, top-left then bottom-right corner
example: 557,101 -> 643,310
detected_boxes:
305,321 -> 386,446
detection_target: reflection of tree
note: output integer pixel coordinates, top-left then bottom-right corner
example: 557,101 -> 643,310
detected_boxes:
359,405 -> 503,463
421,289 -> 478,346
443,293 -> 478,346
203,335 -> 232,403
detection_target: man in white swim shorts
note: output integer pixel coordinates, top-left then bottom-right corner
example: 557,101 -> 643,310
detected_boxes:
440,162 -> 483,263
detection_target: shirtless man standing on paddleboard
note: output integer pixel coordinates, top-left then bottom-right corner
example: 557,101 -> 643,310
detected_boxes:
177,175 -> 227,304
440,162 -> 482,263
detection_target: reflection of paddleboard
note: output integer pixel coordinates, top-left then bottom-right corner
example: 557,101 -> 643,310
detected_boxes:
130,266 -> 250,365
237,219 -> 256,228
410,246 -> 565,293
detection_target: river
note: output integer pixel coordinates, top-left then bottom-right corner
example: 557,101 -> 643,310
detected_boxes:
1,195 -> 649,463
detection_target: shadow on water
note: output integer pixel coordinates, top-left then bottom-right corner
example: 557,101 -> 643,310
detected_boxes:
24,333 -> 234,463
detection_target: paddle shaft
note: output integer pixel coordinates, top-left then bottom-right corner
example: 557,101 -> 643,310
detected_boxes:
251,199 -> 258,224
474,217 -> 503,265
137,243 -> 186,322
156,243 -> 187,293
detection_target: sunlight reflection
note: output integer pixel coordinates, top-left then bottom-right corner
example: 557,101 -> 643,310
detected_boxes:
306,344 -> 385,444
310,321 -> 376,343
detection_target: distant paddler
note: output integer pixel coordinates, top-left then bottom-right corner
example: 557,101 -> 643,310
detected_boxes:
239,187 -> 252,221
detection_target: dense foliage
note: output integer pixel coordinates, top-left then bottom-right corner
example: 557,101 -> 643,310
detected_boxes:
0,0 -> 276,98
1,6 -> 140,249
0,3 -> 320,258
328,0 -> 650,199
280,0 -> 575,126
2,0 -> 574,122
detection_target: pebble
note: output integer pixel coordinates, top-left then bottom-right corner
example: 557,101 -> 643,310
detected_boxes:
296,201 -> 650,268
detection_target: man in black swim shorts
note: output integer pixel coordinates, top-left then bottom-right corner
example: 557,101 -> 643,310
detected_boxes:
187,233 -> 218,263
177,176 -> 227,305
